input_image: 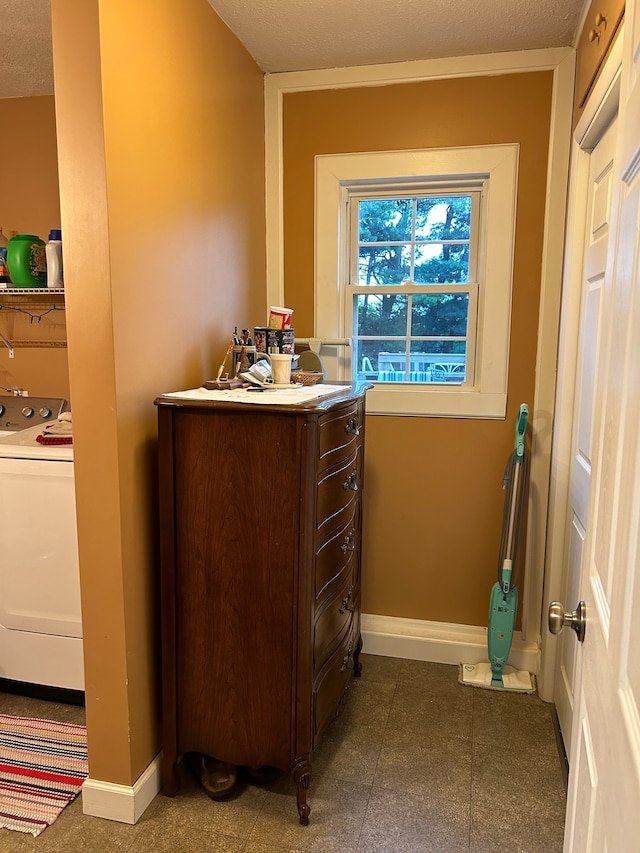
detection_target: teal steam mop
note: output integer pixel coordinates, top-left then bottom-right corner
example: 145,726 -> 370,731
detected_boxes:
460,403 -> 535,693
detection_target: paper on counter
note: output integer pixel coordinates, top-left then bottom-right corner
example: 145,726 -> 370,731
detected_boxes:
161,385 -> 346,405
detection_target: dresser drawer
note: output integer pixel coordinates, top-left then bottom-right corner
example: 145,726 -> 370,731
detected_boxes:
312,632 -> 356,746
318,404 -> 360,471
316,451 -> 359,533
315,508 -> 357,601
313,570 -> 355,671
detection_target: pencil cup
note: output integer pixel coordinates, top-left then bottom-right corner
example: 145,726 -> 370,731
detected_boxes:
232,346 -> 257,376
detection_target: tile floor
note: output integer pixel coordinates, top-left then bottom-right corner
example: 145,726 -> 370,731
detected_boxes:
0,655 -> 566,852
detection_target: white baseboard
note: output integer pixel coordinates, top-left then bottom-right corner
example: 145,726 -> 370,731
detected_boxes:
361,613 -> 539,674
82,752 -> 162,824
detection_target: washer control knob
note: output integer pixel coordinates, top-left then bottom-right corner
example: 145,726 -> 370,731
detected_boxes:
21,406 -> 34,418
38,407 -> 52,419
0,404 -> 4,417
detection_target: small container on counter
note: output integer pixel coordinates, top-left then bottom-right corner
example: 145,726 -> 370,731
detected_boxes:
254,326 -> 295,355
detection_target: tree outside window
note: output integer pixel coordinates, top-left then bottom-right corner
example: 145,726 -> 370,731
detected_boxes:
350,193 -> 478,384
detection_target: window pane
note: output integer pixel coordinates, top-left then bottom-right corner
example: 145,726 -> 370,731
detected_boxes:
409,340 -> 467,383
358,245 -> 410,285
411,293 -> 469,337
353,339 -> 467,383
414,244 -> 470,283
353,340 -> 406,381
410,339 -> 467,355
415,196 -> 471,241
350,190 -> 478,388
359,198 -> 413,242
355,293 -> 408,336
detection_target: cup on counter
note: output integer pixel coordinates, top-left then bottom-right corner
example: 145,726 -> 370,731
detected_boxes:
270,353 -> 292,384
269,306 -> 294,329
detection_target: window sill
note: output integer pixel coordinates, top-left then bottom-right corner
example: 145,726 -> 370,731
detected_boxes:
364,385 -> 507,418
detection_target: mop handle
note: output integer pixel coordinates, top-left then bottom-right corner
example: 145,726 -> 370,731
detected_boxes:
504,460 -> 521,562
502,404 -> 528,591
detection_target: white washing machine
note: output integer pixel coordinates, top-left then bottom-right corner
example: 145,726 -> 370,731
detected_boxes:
0,396 -> 84,691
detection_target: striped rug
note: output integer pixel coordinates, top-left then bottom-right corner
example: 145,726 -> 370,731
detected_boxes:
0,714 -> 88,836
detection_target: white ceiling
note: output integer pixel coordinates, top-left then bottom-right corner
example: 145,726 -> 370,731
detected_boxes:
0,0 -> 53,98
208,0 -> 587,73
0,0 -> 587,99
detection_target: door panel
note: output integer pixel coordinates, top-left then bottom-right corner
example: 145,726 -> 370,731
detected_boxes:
565,2 -> 640,847
555,116 -> 617,756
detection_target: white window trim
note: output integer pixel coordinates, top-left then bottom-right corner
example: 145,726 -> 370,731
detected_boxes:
315,144 -> 519,418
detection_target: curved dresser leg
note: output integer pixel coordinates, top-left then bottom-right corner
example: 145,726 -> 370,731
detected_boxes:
292,756 -> 312,825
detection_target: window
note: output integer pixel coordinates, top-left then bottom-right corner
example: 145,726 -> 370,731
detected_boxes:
350,189 -> 480,388
315,145 -> 519,418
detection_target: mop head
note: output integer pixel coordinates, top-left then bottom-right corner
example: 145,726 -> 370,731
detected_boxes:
458,662 -> 536,694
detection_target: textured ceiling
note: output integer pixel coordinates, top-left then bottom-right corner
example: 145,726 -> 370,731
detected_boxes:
208,0 -> 587,73
0,0 -> 53,98
0,0 -> 587,99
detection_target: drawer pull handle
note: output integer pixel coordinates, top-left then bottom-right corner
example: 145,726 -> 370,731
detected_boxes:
344,416 -> 360,436
340,528 -> 356,553
340,640 -> 355,672
595,12 -> 607,26
589,27 -> 601,43
339,585 -> 354,614
343,471 -> 358,491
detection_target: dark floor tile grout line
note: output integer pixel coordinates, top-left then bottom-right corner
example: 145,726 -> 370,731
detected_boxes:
467,685 -> 481,852
351,658 -> 401,853
352,781 -> 374,853
239,786 -> 267,852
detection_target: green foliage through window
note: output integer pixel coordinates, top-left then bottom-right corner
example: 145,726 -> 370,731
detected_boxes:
350,192 -> 478,385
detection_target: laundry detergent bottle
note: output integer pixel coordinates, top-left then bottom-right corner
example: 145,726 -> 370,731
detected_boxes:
45,229 -> 63,288
7,234 -> 47,288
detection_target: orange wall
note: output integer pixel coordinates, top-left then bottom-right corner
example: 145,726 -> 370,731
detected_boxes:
0,96 -> 69,399
0,96 -> 61,239
51,0 -> 265,784
283,73 -> 553,626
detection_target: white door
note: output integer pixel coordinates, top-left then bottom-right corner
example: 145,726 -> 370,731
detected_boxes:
554,117 -> 618,757
563,2 -> 640,849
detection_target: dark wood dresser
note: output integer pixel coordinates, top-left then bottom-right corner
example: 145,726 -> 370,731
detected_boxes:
155,382 -> 371,824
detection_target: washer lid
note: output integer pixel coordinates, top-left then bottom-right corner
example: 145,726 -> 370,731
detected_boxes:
0,422 -> 73,461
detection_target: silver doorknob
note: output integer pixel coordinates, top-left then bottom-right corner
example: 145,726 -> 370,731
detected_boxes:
548,601 -> 586,643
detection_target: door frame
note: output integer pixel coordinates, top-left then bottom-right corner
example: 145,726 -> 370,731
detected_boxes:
538,34 -> 624,703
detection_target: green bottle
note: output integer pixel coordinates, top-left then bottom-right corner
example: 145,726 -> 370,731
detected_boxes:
7,234 -> 47,288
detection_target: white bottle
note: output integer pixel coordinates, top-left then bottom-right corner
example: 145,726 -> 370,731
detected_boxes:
45,229 -> 63,289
